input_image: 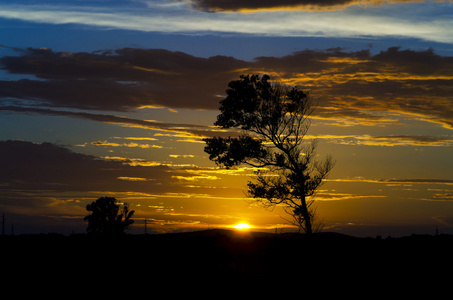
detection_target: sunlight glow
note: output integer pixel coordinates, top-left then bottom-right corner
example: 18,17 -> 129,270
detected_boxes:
233,223 -> 252,230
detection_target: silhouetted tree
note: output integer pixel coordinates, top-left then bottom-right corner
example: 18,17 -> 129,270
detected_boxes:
84,197 -> 134,234
204,74 -> 334,234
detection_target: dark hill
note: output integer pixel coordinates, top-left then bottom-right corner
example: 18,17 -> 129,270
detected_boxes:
2,231 -> 453,286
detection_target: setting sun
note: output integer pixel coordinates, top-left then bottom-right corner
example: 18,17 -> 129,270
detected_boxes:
233,223 -> 252,230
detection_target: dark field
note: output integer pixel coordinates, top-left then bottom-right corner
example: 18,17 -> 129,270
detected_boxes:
2,229 -> 453,288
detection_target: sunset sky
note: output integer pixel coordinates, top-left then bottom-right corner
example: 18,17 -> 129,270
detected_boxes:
1,0 -> 453,236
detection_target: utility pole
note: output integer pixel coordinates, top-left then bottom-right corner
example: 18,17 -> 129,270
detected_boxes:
144,217 -> 148,234
1,213 -> 5,236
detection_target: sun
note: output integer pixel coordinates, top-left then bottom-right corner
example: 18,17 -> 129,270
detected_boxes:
233,223 -> 251,230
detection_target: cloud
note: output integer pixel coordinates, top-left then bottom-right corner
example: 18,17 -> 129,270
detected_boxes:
0,3 -> 452,43
429,193 -> 453,201
312,192 -> 387,201
386,179 -> 453,185
0,140 -> 177,194
369,135 -> 453,146
0,47 -> 248,111
102,156 -> 163,167
114,137 -> 158,141
1,46 -> 453,130
172,175 -> 219,182
117,176 -> 149,181
328,177 -> 453,185
181,0 -> 436,12
310,134 -> 453,146
0,106 -> 233,138
87,140 -> 163,149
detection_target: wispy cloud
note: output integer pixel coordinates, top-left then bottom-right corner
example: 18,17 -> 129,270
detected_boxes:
87,140 -> 163,149
0,2 -> 451,42
117,176 -> 149,182
309,134 -> 453,146
328,177 -> 453,185
312,192 -> 387,201
0,106 -> 230,138
113,137 -> 158,141
102,156 -> 163,167
172,175 -> 219,182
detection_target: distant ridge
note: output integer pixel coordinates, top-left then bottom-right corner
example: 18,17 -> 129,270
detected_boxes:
160,228 -> 275,239
159,228 -> 359,240
3,229 -> 453,283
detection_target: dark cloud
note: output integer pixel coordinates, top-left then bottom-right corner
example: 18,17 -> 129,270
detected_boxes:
0,47 -> 249,111
385,179 -> 453,185
1,46 -> 453,129
0,106 -> 233,138
372,47 -> 453,75
331,178 -> 453,184
180,0 -> 425,12
372,135 -> 453,144
0,140 -> 175,193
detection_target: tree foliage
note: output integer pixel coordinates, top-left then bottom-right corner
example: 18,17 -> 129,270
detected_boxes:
204,74 -> 335,234
84,197 -> 134,234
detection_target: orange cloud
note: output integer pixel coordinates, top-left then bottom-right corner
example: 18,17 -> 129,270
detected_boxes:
89,140 -> 163,149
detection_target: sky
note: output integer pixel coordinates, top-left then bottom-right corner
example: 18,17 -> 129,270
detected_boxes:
1,0 -> 453,236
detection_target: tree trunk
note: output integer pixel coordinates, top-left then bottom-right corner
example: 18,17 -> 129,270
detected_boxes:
301,196 -> 313,235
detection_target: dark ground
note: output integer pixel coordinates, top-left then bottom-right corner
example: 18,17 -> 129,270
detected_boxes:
2,229 -> 453,291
